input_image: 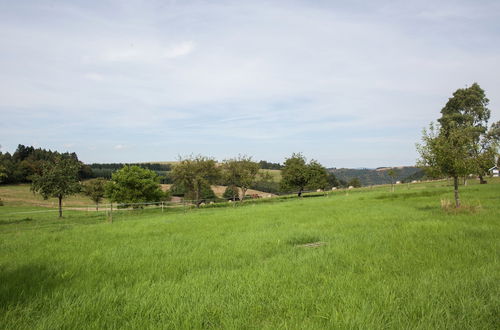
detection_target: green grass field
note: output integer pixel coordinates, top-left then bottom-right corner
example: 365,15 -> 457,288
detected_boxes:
0,180 -> 499,328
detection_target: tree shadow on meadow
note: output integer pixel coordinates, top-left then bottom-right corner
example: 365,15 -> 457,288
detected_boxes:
0,264 -> 62,310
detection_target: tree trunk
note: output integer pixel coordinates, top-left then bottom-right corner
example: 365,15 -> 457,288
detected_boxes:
463,177 -> 467,186
453,176 -> 460,208
58,195 -> 63,218
96,203 -> 99,211
240,187 -> 246,202
298,189 -> 302,197
391,182 -> 394,192
479,175 -> 487,184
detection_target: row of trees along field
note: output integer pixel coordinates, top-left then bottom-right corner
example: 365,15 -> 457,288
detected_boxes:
0,144 -> 354,195
417,83 -> 500,208
0,151 -> 342,217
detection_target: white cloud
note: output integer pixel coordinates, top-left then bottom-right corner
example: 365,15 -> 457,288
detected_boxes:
114,144 -> 125,150
163,41 -> 195,59
0,0 -> 499,166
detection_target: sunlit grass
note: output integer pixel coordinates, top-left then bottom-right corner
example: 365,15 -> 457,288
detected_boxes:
0,179 -> 499,328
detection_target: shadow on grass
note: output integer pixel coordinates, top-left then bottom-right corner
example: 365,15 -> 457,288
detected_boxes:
0,264 -> 62,310
0,217 -> 33,226
375,190 -> 446,200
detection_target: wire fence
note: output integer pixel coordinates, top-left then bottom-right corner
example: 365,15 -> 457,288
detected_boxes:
1,188 -> 338,217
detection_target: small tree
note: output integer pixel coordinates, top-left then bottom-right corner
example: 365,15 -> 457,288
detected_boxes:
31,157 -> 81,217
171,155 -> 220,207
223,185 -> 240,200
387,168 -> 400,192
105,165 -> 166,207
222,155 -> 260,202
82,178 -> 107,211
281,153 -> 310,197
417,123 -> 474,208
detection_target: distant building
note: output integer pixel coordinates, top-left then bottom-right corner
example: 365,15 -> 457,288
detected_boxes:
489,166 -> 499,177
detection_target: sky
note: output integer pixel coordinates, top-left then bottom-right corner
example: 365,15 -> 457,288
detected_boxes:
1,0 -> 499,168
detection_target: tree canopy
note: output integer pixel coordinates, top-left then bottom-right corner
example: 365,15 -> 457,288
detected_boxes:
31,156 -> 82,217
222,155 -> 260,201
171,156 -> 220,206
281,153 -> 329,196
105,165 -> 166,207
417,83 -> 497,207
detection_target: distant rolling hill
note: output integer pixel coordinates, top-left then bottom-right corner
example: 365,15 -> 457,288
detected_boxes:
329,166 -> 425,186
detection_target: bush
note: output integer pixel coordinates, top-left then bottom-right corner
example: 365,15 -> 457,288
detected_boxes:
223,186 -> 240,200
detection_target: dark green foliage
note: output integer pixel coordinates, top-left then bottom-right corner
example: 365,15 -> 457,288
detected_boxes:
31,156 -> 82,217
171,156 -> 220,206
223,156 -> 260,201
88,163 -> 172,179
258,160 -> 283,170
305,160 -> 329,190
199,185 -> 217,201
281,153 -> 329,196
105,165 -> 167,207
223,186 -> 240,200
0,144 -> 87,184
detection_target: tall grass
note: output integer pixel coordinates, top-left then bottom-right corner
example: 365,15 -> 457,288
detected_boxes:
0,180 -> 499,328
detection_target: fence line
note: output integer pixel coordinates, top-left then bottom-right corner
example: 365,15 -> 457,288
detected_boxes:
1,189 -> 335,216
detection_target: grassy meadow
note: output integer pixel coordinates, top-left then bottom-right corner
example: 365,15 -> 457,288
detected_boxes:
0,180 -> 499,328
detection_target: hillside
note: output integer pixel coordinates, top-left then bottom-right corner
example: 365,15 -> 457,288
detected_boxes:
330,166 -> 425,186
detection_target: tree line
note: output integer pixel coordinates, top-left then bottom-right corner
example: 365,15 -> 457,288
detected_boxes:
1,150 -> 345,217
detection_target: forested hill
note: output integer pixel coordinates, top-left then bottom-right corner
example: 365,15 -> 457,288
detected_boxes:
329,166 -> 425,186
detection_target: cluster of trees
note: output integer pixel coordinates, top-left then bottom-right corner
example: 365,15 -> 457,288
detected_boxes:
24,152 -> 340,217
417,83 -> 499,207
0,145 -> 92,184
30,158 -> 169,217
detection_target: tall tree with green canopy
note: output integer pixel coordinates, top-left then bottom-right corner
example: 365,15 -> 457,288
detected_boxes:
105,165 -> 166,207
171,155 -> 220,207
222,155 -> 260,201
438,82 -> 498,184
82,178 -> 107,211
31,156 -> 82,217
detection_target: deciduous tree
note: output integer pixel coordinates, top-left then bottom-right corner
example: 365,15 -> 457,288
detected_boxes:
222,155 -> 260,201
105,165 -> 166,207
171,156 -> 220,207
31,157 -> 81,217
281,153 -> 329,197
82,178 -> 107,211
